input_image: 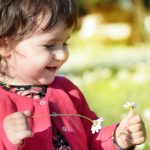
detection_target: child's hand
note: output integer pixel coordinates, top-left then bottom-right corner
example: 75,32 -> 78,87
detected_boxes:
3,111 -> 33,145
114,110 -> 146,149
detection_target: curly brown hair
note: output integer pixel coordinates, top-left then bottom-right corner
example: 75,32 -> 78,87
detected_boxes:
0,0 -> 78,75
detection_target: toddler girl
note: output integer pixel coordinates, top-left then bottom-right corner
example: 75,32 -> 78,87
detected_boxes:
0,0 -> 146,150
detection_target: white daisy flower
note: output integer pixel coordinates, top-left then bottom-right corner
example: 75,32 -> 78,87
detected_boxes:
123,101 -> 137,110
91,117 -> 104,134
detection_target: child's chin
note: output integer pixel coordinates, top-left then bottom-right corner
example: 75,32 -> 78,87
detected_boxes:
38,77 -> 55,85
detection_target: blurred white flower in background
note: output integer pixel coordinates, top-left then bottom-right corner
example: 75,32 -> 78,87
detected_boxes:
143,109 -> 150,120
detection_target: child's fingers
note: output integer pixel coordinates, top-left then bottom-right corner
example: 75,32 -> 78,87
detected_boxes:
130,137 -> 146,145
5,111 -> 32,131
128,123 -> 143,132
116,131 -> 132,149
9,112 -> 25,119
3,111 -> 33,145
129,114 -> 142,125
130,131 -> 145,139
14,123 -> 29,132
9,111 -> 32,119
23,111 -> 32,117
16,130 -> 33,139
14,130 -> 33,144
119,110 -> 135,130
125,110 -> 135,121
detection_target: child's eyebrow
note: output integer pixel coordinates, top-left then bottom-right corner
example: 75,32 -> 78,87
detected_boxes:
45,36 -> 71,43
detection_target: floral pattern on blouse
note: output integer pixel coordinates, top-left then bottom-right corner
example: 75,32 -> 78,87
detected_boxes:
52,125 -> 71,150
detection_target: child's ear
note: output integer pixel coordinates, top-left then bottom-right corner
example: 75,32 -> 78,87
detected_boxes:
0,38 -> 11,57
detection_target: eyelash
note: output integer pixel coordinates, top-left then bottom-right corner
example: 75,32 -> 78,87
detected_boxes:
44,43 -> 68,49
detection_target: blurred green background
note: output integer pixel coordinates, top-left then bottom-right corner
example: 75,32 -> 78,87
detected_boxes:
60,0 -> 150,149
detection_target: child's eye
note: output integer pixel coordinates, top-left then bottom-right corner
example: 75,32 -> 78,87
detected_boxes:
44,43 -> 69,50
44,45 -> 55,49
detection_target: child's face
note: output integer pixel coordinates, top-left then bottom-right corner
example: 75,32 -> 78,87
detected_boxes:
4,21 -> 72,85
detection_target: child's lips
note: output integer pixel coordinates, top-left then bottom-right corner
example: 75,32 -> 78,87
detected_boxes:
45,66 -> 57,72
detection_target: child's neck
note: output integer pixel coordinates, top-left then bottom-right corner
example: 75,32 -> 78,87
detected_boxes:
0,76 -> 34,86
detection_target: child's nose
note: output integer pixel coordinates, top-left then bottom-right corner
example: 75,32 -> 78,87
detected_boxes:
52,49 -> 68,61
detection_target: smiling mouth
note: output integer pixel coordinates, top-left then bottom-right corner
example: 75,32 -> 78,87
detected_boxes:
45,66 -> 57,71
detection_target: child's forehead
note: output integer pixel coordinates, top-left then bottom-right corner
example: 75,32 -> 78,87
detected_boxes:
23,20 -> 72,42
35,11 -> 69,29
38,21 -> 72,38
34,12 -> 68,32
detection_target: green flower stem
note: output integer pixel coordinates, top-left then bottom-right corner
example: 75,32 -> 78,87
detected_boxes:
32,113 -> 93,123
